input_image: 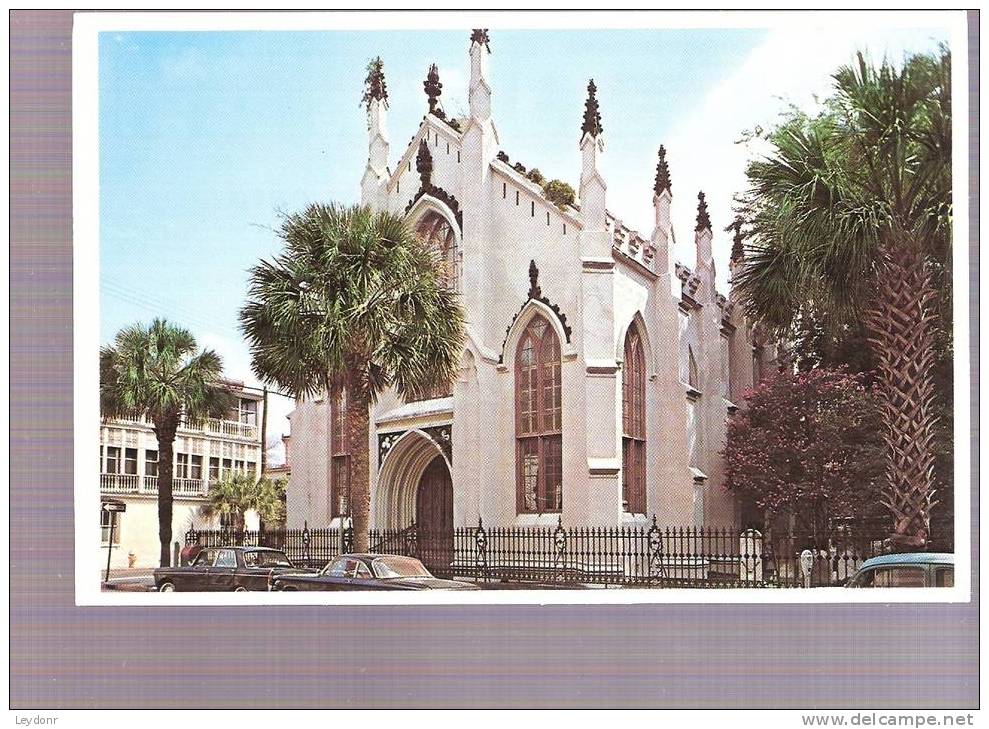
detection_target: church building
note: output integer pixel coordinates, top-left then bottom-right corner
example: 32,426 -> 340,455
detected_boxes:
286,30 -> 777,536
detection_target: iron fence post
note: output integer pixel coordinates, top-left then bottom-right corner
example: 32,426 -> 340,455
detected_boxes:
474,516 -> 488,582
553,515 -> 566,582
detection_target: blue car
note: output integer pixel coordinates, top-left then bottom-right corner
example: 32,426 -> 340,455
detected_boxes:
845,552 -> 954,588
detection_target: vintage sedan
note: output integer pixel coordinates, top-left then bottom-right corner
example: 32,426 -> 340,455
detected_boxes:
272,553 -> 481,591
155,546 -> 313,592
845,552 -> 954,588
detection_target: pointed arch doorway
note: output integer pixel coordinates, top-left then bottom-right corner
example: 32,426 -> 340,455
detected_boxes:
415,454 -> 453,572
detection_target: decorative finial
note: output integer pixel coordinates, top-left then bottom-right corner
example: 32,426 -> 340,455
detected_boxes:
416,139 -> 433,188
424,63 -> 445,119
470,29 -> 491,52
727,217 -> 745,262
695,191 -> 712,232
528,259 -> 542,299
581,79 -> 603,139
361,56 -> 388,110
653,145 -> 671,196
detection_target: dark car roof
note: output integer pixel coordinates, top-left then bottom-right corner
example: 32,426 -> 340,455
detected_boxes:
195,546 -> 287,553
858,552 -> 954,570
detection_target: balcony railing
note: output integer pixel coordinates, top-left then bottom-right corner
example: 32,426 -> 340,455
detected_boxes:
100,473 -> 140,494
100,473 -> 207,498
204,418 -> 258,440
104,416 -> 257,441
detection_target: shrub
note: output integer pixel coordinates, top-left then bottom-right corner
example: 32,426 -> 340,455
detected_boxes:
542,179 -> 576,210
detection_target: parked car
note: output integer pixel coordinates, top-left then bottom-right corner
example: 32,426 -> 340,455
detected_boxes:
154,546 -> 314,592
272,553 -> 481,591
845,552 -> 954,588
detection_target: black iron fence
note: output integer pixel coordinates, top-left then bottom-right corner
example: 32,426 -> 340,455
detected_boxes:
186,518 -> 891,587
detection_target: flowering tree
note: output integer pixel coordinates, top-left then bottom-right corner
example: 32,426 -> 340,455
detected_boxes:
724,368 -> 885,537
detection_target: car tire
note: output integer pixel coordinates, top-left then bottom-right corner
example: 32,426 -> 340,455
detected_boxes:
159,582 -> 175,592
233,586 -> 248,592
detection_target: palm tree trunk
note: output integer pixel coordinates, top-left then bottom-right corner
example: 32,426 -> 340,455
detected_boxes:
347,386 -> 372,553
865,239 -> 939,550
155,417 -> 179,567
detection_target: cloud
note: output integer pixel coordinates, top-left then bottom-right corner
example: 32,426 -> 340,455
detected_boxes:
609,25 -> 948,292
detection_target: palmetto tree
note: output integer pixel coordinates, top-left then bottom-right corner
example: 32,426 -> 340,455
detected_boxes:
733,48 -> 951,550
100,319 -> 232,566
240,204 -> 466,552
200,472 -> 287,538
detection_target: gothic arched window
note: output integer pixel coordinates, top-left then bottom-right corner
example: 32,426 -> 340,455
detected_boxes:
415,210 -> 459,291
515,315 -> 562,514
622,324 -> 646,514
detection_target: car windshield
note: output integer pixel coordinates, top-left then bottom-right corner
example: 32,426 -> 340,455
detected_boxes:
244,550 -> 292,568
372,556 -> 432,579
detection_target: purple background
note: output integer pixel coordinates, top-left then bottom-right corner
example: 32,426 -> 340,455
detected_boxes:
9,10 -> 980,708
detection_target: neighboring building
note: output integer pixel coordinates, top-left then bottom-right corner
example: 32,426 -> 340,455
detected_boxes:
99,379 -> 264,568
264,434 -> 292,480
287,31 -> 777,535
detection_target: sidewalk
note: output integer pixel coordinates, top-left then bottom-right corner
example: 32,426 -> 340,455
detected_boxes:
101,567 -> 155,592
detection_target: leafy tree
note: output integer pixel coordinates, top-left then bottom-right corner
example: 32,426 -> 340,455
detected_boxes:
200,472 -> 287,538
240,204 -> 466,551
724,369 -> 885,539
100,319 -> 232,566
732,47 -> 951,549
543,179 -> 576,210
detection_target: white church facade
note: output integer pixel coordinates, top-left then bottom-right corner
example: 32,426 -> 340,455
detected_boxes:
287,30 -> 777,536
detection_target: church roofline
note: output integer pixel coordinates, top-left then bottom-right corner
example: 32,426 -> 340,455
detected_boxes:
489,158 -> 583,229
387,114 -> 463,191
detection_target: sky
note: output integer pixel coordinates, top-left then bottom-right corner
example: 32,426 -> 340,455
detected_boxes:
98,24 -> 949,460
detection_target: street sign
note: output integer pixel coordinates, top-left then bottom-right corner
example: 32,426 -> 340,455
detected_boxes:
102,501 -> 126,513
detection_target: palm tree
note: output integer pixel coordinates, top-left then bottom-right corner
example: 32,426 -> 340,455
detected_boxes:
240,204 -> 466,552
733,47 -> 951,550
200,472 -> 287,539
100,318 -> 233,566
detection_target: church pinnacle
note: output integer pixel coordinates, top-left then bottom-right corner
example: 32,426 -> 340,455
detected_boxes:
653,145 -> 671,196
695,191 -> 712,232
581,79 -> 603,139
424,63 -> 445,119
470,29 -> 491,52
361,56 -> 388,109
728,218 -> 745,263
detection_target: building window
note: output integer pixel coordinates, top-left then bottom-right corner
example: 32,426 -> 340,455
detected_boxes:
176,453 -> 189,479
515,315 -> 563,514
240,399 -> 258,426
622,325 -> 646,514
502,182 -> 507,198
246,461 -> 256,476
145,450 -> 159,478
190,455 -> 203,480
222,458 -> 232,473
209,456 -> 220,482
515,190 -> 519,205
721,333 -> 730,398
415,210 -> 459,291
101,508 -> 120,546
688,346 -> 700,390
123,447 -> 138,475
330,388 -> 351,518
105,446 -> 121,474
